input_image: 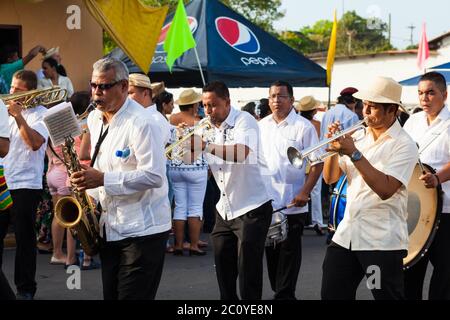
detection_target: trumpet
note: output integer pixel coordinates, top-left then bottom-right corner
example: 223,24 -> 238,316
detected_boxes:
165,117 -> 214,161
0,87 -> 67,109
287,118 -> 367,169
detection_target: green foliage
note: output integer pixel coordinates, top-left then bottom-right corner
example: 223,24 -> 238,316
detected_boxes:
280,11 -> 394,56
102,0 -> 284,54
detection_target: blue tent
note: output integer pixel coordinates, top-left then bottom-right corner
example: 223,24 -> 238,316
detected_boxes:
400,62 -> 450,86
108,0 -> 326,88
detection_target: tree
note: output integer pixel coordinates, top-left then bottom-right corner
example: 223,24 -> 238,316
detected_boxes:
280,11 -> 394,56
103,0 -> 284,54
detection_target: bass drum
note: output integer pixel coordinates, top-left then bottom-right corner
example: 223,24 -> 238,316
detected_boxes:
327,163 -> 442,269
404,163 -> 442,269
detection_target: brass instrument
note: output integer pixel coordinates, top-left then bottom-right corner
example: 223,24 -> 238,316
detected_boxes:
0,87 -> 67,109
54,136 -> 100,256
165,117 -> 214,161
76,102 -> 96,133
287,118 -> 367,169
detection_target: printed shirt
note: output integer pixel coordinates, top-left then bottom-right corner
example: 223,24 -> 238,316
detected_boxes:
205,107 -> 271,220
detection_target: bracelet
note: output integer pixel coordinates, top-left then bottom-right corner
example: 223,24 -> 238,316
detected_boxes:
434,174 -> 441,186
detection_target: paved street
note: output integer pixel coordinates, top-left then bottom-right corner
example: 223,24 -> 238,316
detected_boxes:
2,229 -> 432,300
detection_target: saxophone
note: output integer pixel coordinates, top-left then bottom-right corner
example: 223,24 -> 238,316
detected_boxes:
54,136 -> 100,256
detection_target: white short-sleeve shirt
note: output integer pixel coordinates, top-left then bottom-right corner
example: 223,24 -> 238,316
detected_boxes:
3,105 -> 49,189
259,108 -> 320,214
0,100 -> 9,138
332,120 -> 418,251
403,106 -> 450,213
205,107 -> 271,220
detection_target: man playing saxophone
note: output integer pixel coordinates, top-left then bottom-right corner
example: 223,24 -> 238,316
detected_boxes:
70,58 -> 171,300
0,70 -> 49,300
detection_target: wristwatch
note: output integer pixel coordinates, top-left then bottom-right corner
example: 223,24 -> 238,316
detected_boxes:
349,149 -> 363,162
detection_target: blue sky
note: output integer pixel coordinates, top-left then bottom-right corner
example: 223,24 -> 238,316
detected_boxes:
273,0 -> 450,50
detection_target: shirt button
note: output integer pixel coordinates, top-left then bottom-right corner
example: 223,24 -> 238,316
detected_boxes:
222,193 -> 225,196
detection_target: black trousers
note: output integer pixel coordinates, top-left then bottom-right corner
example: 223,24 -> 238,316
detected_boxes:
321,242 -> 406,300
210,201 -> 272,300
265,213 -> 306,300
0,269 -> 15,300
99,230 -> 169,300
404,213 -> 450,300
0,189 -> 41,296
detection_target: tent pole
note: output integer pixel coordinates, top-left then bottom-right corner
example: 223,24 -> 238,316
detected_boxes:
193,47 -> 206,86
327,84 -> 331,110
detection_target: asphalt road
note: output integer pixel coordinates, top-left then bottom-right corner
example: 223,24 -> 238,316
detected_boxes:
1,229 -> 432,300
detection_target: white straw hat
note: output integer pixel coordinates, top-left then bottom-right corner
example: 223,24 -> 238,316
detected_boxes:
353,77 -> 404,109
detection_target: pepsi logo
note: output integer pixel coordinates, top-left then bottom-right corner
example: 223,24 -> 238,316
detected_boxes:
215,17 -> 260,54
155,16 -> 198,53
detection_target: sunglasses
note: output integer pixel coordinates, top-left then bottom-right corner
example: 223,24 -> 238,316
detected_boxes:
89,81 -> 120,91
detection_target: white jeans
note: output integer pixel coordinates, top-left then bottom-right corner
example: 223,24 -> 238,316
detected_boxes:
169,167 -> 208,220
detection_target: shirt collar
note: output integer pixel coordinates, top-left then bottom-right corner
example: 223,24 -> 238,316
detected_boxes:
267,107 -> 297,126
220,106 -> 238,129
367,118 -> 402,142
100,97 -> 130,125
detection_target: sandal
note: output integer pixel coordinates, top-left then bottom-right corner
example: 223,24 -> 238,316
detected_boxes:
81,259 -> 101,270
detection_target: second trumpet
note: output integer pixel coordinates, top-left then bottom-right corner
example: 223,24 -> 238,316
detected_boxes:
287,118 -> 367,169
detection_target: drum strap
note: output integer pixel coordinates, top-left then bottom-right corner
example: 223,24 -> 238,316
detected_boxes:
418,119 -> 450,155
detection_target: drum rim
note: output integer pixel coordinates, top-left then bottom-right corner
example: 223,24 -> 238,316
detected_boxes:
403,163 -> 443,270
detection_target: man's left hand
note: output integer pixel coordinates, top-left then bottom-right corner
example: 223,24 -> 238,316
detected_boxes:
70,165 -> 104,192
419,172 -> 439,189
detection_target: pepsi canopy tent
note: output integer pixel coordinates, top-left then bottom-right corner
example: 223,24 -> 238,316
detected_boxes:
108,0 -> 326,88
400,62 -> 450,86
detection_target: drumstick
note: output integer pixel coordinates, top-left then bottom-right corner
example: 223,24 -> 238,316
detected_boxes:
272,203 -> 296,213
416,143 -> 426,174
418,158 -> 426,175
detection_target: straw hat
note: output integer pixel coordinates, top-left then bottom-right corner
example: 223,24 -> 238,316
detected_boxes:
175,89 -> 202,106
296,95 -> 320,112
129,73 -> 166,98
353,77 -> 404,108
43,47 -> 59,59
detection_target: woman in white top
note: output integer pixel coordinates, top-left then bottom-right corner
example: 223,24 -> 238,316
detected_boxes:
38,57 -> 74,98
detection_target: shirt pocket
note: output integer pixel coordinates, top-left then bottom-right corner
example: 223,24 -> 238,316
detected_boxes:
356,208 -> 391,246
114,202 -> 145,235
279,136 -> 303,184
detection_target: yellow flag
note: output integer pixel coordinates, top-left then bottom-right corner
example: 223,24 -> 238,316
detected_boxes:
84,0 -> 168,73
326,10 -> 337,86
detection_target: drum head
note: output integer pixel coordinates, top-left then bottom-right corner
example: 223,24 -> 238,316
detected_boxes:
404,163 -> 442,269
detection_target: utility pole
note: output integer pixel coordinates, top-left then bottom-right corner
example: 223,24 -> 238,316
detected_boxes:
407,24 -> 416,47
346,30 -> 357,55
388,14 -> 392,46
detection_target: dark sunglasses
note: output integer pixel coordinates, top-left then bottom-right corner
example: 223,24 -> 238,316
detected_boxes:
89,81 -> 120,91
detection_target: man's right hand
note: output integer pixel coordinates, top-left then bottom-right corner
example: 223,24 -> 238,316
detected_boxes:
7,101 -> 23,119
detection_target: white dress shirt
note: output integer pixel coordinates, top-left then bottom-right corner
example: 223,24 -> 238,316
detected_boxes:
0,100 -> 9,138
320,104 -> 359,139
205,107 -> 271,220
259,108 -> 319,214
332,120 -> 418,251
38,75 -> 74,98
146,104 -> 171,145
87,98 -> 171,242
403,106 -> 450,213
3,106 -> 49,189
